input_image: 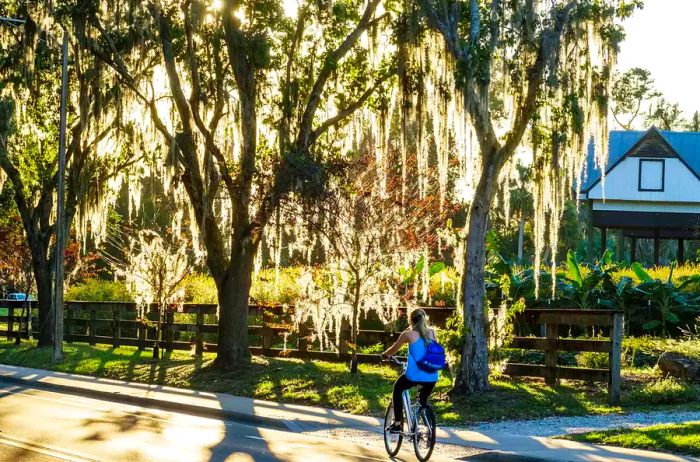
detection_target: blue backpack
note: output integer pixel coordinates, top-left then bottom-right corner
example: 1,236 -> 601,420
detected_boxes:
414,341 -> 447,373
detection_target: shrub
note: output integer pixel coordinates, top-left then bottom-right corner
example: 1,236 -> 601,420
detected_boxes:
429,266 -> 459,306
623,336 -> 700,365
438,312 -> 465,371
251,267 -> 302,305
576,351 -> 609,369
66,279 -> 133,302
615,264 -> 700,292
626,377 -> 699,405
359,342 -> 384,355
182,273 -> 217,304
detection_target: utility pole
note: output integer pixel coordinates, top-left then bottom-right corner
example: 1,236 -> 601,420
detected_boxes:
53,29 -> 69,362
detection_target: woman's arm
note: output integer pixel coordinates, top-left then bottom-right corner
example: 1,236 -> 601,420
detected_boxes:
381,331 -> 409,357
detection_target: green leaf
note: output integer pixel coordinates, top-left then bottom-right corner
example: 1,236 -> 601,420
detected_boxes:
631,262 -> 652,282
642,320 -> 661,330
664,312 -> 680,324
566,250 -> 582,286
414,256 -> 425,274
429,262 -> 446,277
677,274 -> 700,290
667,262 -> 675,284
616,276 -> 632,296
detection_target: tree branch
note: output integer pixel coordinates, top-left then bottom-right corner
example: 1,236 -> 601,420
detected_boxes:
309,69 -> 396,144
296,0 -> 382,149
501,1 -> 577,162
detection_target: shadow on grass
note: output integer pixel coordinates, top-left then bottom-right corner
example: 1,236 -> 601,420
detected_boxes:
2,340 -> 698,427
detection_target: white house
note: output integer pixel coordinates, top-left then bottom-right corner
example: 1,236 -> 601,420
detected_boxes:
581,127 -> 700,264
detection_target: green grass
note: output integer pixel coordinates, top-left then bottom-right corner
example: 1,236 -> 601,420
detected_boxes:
2,340 -> 700,425
565,422 -> 700,456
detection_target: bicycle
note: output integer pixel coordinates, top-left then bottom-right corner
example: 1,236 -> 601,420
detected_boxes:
382,356 -> 437,461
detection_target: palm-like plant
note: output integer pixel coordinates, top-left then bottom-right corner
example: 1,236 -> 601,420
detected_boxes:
632,263 -> 700,337
600,275 -> 642,334
486,253 -> 537,303
558,250 -> 618,310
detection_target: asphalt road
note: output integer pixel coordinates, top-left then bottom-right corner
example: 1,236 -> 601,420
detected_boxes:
0,381 -> 475,462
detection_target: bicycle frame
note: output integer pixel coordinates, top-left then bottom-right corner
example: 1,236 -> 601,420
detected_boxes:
399,361 -> 418,437
384,355 -> 437,462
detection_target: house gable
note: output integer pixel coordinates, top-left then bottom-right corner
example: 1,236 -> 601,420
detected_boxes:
583,127 -> 699,194
626,128 -> 678,158
586,156 -> 700,201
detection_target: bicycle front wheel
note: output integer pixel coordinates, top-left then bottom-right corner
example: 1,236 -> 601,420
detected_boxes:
413,405 -> 436,462
383,401 -> 403,457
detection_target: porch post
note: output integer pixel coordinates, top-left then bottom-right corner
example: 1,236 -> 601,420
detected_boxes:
601,227 -> 608,257
587,200 -> 594,262
678,239 -> 685,265
631,237 -> 637,264
653,231 -> 660,266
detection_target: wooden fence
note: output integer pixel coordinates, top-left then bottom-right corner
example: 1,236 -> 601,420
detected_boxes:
504,309 -> 624,404
0,301 -> 456,363
1,301 -> 625,399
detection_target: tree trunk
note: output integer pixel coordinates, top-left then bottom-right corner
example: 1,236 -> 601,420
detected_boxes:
33,262 -> 52,347
517,212 -> 525,264
453,164 -> 499,395
213,242 -> 255,369
350,282 -> 361,373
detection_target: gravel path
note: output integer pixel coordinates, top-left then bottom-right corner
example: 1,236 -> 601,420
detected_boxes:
465,411 -> 700,437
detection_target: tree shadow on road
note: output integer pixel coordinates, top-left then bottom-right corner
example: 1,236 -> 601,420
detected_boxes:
80,409 -> 165,442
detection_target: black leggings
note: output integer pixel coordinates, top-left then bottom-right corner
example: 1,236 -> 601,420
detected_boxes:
392,374 -> 436,422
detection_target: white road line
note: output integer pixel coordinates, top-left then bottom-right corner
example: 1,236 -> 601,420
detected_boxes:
0,433 -> 101,462
243,436 -> 266,440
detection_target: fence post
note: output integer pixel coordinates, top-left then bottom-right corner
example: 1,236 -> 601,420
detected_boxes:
608,312 -> 624,405
64,304 -> 72,344
339,318 -> 351,355
297,323 -> 309,352
544,322 -> 559,386
260,310 -> 273,350
7,306 -> 13,341
138,311 -> 146,351
113,307 -> 121,349
195,307 -> 204,356
166,310 -> 174,352
27,303 -> 32,340
88,306 -> 96,346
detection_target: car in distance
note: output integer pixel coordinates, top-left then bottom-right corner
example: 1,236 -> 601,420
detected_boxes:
5,293 -> 35,301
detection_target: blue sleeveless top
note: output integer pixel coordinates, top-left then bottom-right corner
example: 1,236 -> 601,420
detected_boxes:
406,339 -> 439,382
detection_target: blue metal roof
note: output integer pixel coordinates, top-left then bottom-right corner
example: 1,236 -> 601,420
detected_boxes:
582,129 -> 700,191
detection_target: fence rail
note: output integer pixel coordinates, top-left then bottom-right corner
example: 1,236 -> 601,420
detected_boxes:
0,301 -> 457,363
1,301 -> 625,397
505,309 -> 624,404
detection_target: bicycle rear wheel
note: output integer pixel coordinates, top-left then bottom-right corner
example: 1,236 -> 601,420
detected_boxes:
383,401 -> 403,457
413,404 -> 436,462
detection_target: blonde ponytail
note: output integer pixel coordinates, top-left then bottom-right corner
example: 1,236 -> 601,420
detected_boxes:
410,308 -> 432,344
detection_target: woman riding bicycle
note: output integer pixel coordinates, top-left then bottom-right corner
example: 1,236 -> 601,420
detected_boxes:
381,308 -> 439,432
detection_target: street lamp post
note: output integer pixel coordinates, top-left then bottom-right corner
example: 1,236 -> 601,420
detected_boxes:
53,30 -> 69,362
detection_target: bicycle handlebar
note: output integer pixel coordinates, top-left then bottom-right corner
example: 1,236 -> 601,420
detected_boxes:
381,355 -> 403,366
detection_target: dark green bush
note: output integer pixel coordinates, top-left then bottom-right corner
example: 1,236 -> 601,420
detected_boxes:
576,351 -> 609,369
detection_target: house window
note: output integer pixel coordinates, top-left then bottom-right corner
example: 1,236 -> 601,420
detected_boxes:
638,159 -> 665,192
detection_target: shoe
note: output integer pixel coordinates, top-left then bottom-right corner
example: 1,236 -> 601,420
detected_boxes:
386,421 -> 403,433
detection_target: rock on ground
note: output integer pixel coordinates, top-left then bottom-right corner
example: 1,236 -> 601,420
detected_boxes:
658,352 -> 700,381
